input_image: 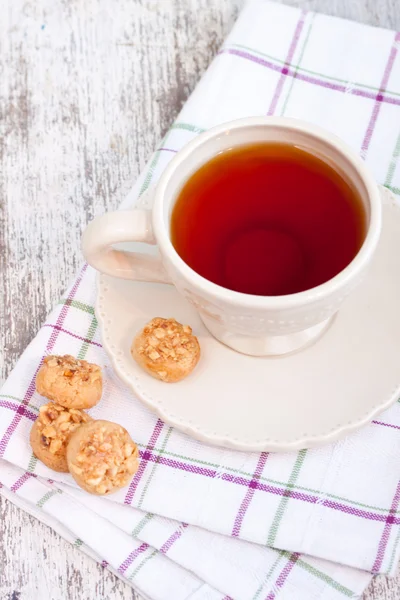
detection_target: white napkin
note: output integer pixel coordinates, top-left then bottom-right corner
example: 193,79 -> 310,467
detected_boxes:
1,1 -> 400,598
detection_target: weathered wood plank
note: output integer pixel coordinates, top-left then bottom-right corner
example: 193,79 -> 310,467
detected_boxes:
0,1 -> 399,599
0,497 -> 135,600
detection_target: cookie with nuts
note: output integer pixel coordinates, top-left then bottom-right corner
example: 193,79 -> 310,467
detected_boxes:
67,420 -> 139,495
36,355 -> 103,409
131,317 -> 200,383
30,403 -> 92,472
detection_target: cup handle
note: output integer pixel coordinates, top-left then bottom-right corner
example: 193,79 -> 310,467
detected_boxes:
81,206 -> 171,283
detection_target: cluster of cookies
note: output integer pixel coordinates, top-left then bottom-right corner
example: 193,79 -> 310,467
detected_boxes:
31,355 -> 139,495
30,317 -> 197,490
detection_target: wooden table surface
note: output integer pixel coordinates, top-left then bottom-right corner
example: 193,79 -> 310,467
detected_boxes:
1,1 -> 399,598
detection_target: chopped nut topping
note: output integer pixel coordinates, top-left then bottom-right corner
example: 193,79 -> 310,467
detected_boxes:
36,403 -> 91,455
36,354 -> 103,409
70,423 -> 139,495
50,439 -> 62,454
131,317 -> 201,383
138,318 -> 197,364
42,355 -> 102,384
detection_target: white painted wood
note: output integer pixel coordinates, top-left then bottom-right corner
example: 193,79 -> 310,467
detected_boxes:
0,0 -> 399,598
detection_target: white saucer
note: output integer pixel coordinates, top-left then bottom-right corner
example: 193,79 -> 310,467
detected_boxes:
97,187 -> 400,452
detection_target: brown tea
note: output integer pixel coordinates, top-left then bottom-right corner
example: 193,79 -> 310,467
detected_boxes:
171,143 -> 366,296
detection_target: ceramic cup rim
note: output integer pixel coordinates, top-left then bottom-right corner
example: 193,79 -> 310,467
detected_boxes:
152,116 -> 382,310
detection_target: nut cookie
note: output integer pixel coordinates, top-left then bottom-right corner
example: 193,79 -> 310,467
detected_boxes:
36,355 -> 102,409
131,317 -> 200,383
67,420 -> 139,495
30,403 -> 92,472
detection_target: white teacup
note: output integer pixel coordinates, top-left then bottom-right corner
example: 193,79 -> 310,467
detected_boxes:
82,117 -> 381,356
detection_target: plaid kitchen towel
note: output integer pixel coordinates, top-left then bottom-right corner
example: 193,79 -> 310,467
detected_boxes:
1,1 -> 400,598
